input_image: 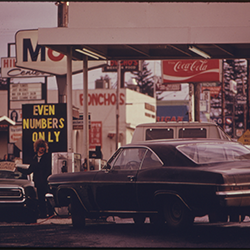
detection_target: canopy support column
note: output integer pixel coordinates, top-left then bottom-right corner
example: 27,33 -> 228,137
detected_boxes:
83,56 -> 89,170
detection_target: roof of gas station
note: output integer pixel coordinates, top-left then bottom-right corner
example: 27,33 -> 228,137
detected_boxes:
37,2 -> 250,61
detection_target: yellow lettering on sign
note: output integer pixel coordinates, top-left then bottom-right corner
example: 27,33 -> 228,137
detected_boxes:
23,119 -> 29,129
47,118 -> 52,129
23,118 -> 62,129
54,131 -> 60,142
32,131 -> 61,142
53,118 -> 58,128
33,105 -> 55,116
59,118 -> 65,128
48,131 -> 53,142
33,105 -> 38,115
39,132 -> 45,140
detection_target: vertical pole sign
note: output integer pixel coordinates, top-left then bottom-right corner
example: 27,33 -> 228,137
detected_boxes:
22,103 -> 67,164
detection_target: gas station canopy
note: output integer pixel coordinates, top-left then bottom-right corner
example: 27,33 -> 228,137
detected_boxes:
38,2 -> 250,61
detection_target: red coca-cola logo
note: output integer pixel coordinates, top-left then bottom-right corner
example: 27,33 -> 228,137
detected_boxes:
162,59 -> 221,83
173,60 -> 208,73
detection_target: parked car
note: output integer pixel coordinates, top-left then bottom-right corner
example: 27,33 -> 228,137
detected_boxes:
131,121 -> 230,142
0,162 -> 38,223
47,139 -> 250,230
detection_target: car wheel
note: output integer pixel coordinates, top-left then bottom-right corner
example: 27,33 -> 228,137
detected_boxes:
133,215 -> 146,224
208,211 -> 228,223
71,194 -> 86,228
163,197 -> 194,230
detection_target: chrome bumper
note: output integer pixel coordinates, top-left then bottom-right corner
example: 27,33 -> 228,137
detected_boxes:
216,190 -> 250,206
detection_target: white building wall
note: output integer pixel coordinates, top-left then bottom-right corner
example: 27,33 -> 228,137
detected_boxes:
125,89 -> 156,143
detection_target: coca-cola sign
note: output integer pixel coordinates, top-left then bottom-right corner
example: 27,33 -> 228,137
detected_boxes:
162,59 -> 221,83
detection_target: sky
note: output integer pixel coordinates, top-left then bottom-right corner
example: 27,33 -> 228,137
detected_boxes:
0,1 -> 187,99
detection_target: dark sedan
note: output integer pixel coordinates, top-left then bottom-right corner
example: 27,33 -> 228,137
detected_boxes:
47,139 -> 250,230
0,163 -> 38,224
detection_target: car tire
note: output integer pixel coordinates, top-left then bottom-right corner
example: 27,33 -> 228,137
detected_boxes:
163,197 -> 194,230
208,211 -> 228,223
71,194 -> 86,228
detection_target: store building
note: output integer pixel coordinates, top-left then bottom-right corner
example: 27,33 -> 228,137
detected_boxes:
49,88 -> 156,161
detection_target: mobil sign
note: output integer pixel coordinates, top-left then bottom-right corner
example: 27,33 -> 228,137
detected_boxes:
15,29 -> 107,75
162,59 -> 222,84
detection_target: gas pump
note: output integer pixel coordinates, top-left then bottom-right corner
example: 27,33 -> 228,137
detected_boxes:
52,152 -> 81,174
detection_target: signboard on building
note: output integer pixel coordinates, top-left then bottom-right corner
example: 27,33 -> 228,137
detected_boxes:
89,121 -> 102,149
9,109 -> 22,124
15,29 -> 107,75
102,60 -> 139,72
238,129 -> 250,145
9,125 -> 22,143
156,105 -> 189,122
10,83 -> 42,101
22,103 -> 67,163
156,83 -> 181,91
1,57 -> 51,78
162,59 -> 221,84
201,86 -> 221,98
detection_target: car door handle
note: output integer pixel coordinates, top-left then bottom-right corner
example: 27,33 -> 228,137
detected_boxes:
127,175 -> 136,181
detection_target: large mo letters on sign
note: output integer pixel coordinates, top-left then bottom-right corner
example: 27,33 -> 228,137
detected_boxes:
22,103 -> 67,164
15,30 -> 107,75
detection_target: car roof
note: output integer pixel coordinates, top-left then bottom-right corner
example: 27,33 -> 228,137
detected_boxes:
135,121 -> 219,128
123,138 -> 237,166
125,138 -> 232,148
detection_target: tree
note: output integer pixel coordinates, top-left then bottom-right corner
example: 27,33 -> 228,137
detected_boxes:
131,61 -> 154,97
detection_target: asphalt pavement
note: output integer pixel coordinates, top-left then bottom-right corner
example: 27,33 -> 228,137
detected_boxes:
1,214 -> 250,227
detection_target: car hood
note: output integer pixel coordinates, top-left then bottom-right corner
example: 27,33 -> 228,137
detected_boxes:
0,178 -> 34,188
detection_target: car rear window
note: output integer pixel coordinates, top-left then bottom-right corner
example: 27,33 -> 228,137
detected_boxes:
177,142 -> 250,164
146,128 -> 173,140
179,128 -> 207,138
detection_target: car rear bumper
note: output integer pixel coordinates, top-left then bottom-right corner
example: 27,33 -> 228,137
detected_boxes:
216,190 -> 250,206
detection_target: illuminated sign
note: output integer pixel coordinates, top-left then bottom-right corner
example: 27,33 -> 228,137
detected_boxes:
15,30 -> 107,75
22,103 -> 67,164
162,59 -> 221,84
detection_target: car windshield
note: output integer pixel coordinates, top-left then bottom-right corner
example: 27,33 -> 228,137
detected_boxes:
177,142 -> 250,164
0,170 -> 27,180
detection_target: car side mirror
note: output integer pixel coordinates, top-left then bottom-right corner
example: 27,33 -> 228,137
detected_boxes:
104,163 -> 111,172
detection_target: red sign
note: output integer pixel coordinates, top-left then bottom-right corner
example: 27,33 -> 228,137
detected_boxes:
202,86 -> 221,98
80,93 -> 125,106
89,121 -> 102,149
162,59 -> 221,83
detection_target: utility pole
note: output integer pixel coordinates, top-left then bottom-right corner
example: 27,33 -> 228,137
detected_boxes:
247,59 -> 250,129
221,64 -> 226,131
116,61 -> 121,150
194,83 -> 200,121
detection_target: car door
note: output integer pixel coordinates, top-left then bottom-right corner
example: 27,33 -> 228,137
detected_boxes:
94,147 -> 146,211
